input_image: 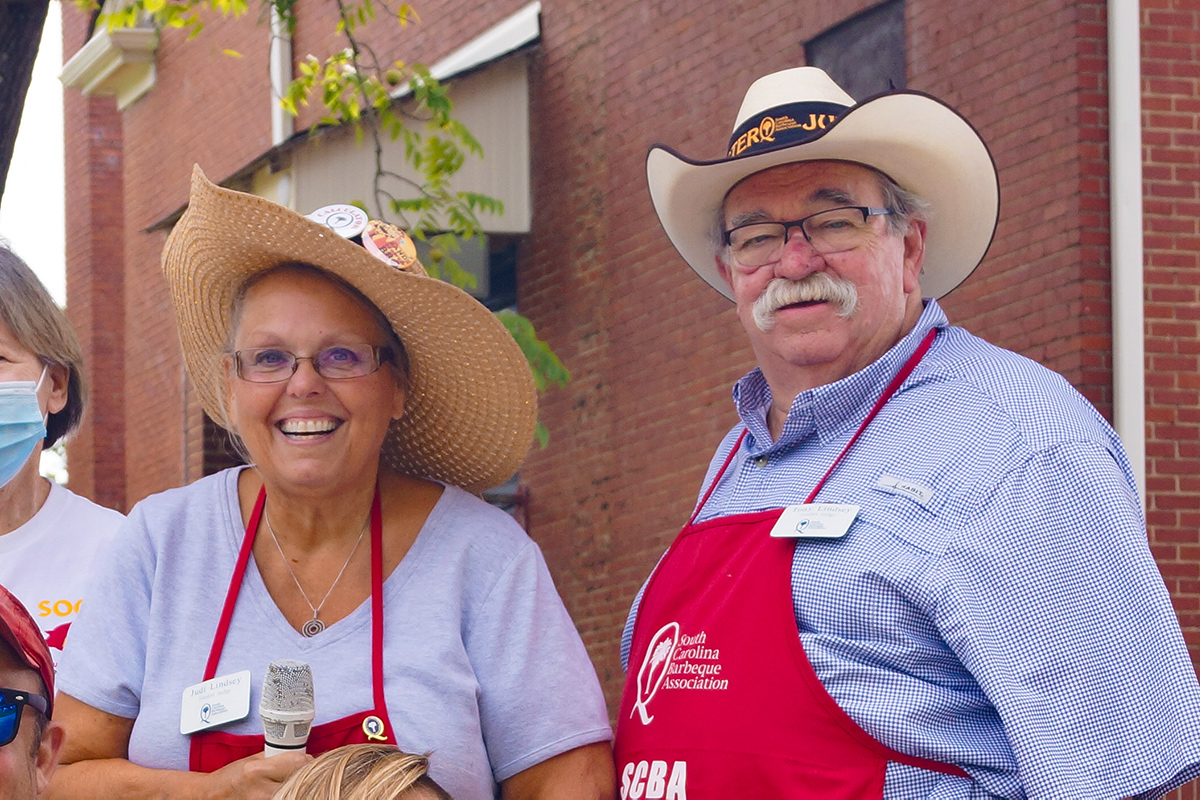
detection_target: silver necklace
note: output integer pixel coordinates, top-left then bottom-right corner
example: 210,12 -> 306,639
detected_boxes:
264,507 -> 368,637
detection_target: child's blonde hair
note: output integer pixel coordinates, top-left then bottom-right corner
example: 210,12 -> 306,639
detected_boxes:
273,744 -> 451,800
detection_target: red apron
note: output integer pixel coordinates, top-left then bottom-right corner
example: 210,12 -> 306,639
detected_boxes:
616,329 -> 969,799
189,485 -> 397,772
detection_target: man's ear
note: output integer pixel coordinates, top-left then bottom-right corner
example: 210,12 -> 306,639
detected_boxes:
715,255 -> 734,292
34,719 -> 66,795
901,219 -> 927,295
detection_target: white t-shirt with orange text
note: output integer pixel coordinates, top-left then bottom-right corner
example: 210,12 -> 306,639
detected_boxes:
0,480 -> 124,659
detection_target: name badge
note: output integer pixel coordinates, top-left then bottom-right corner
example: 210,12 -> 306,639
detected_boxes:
769,503 -> 860,539
180,670 -> 252,735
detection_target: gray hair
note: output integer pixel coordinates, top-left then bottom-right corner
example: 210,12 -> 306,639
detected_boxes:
711,163 -> 930,261
874,170 -> 929,236
0,242 -> 86,447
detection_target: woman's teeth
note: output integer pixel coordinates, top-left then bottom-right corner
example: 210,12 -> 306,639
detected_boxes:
279,419 -> 338,435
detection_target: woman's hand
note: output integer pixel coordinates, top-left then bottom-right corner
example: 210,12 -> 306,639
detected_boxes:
209,752 -> 312,800
48,693 -> 309,800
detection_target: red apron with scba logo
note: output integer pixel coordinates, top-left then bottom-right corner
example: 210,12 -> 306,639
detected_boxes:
188,486 -> 397,772
615,329 -> 970,798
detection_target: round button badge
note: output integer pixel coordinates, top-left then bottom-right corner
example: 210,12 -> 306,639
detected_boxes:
362,715 -> 387,741
307,204 -> 369,240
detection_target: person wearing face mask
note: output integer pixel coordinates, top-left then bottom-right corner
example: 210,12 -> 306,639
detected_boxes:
0,242 -> 124,655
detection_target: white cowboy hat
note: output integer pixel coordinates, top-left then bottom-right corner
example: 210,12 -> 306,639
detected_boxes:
646,67 -> 1000,300
163,166 -> 537,494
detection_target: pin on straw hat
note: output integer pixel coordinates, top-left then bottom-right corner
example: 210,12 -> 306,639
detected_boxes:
646,67 -> 1000,300
162,166 -> 536,493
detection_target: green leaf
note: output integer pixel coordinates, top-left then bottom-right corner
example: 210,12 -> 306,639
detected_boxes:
496,310 -> 571,394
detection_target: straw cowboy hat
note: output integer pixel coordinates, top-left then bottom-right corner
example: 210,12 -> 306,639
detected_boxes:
646,67 -> 1000,300
162,166 -> 536,493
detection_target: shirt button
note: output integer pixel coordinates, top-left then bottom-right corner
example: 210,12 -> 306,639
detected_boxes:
752,456 -> 769,468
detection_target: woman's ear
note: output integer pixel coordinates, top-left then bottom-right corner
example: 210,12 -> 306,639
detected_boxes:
222,355 -> 239,432
44,364 -> 69,415
391,384 -> 406,421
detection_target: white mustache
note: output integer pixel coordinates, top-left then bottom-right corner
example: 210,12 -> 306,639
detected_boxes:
752,274 -> 858,332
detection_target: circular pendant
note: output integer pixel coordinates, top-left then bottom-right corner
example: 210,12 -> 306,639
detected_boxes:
302,618 -> 326,637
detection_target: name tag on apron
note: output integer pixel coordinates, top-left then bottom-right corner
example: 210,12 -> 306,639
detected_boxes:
769,504 -> 860,539
180,670 -> 252,734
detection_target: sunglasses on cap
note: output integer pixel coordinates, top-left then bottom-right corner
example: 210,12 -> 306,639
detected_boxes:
0,687 -> 48,747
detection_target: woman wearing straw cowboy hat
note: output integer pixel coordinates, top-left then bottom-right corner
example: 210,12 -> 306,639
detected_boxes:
49,167 -> 615,799
615,67 -> 1200,798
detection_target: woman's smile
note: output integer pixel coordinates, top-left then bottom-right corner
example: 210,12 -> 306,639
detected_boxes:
225,268 -> 405,493
276,416 -> 342,438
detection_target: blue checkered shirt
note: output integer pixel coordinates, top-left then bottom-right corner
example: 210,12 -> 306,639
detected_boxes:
621,300 -> 1200,799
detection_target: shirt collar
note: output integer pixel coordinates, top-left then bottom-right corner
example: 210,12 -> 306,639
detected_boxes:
732,300 -> 948,456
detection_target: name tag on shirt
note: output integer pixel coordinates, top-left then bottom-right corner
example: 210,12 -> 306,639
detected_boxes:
770,504 -> 860,539
180,670 -> 252,735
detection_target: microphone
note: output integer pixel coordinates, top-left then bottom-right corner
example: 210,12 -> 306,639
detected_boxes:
260,659 -> 315,757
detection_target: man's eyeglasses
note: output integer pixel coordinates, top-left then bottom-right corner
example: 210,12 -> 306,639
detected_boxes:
723,206 -> 894,269
233,345 -> 392,383
0,688 -> 48,747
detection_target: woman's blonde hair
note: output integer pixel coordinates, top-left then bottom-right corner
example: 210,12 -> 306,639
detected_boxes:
273,744 -> 452,800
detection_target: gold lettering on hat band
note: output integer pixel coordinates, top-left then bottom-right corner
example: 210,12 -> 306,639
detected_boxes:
727,112 -> 837,158
730,116 -> 778,157
800,113 -> 831,131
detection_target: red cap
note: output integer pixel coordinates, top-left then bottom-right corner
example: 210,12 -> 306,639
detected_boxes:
0,584 -> 54,717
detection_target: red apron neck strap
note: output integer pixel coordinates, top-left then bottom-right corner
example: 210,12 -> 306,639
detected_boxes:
369,484 -> 388,716
690,327 -> 941,523
805,327 -> 939,504
688,429 -> 749,526
204,484 -> 266,681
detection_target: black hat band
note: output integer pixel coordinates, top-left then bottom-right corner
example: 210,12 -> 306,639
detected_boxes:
727,101 -> 850,159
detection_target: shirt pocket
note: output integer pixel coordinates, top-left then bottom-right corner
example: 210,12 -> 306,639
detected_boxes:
852,483 -> 950,556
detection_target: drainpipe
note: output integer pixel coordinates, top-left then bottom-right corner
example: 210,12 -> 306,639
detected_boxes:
269,8 -> 294,147
267,8 -> 295,208
1108,0 -> 1146,506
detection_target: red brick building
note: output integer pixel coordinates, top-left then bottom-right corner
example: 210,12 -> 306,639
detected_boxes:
60,0 -> 1199,793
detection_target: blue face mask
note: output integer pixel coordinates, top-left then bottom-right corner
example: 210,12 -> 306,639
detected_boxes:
0,366 -> 49,489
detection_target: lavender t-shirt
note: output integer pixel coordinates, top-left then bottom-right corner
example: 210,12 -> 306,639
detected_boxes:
57,468 -> 611,798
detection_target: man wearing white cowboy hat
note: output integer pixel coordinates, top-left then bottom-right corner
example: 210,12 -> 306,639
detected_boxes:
614,67 -> 1200,799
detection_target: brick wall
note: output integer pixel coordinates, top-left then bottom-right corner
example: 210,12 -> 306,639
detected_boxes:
119,14 -> 278,497
1142,7 -> 1200,790
911,0 -> 1113,411
59,0 -> 1200,791
62,7 -> 126,513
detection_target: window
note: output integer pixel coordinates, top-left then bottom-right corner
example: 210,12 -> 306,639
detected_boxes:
806,0 -> 905,99
411,233 -> 520,312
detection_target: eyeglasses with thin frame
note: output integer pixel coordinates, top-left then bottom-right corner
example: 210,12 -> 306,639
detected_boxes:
723,206 -> 894,270
233,345 -> 392,383
0,688 -> 49,747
